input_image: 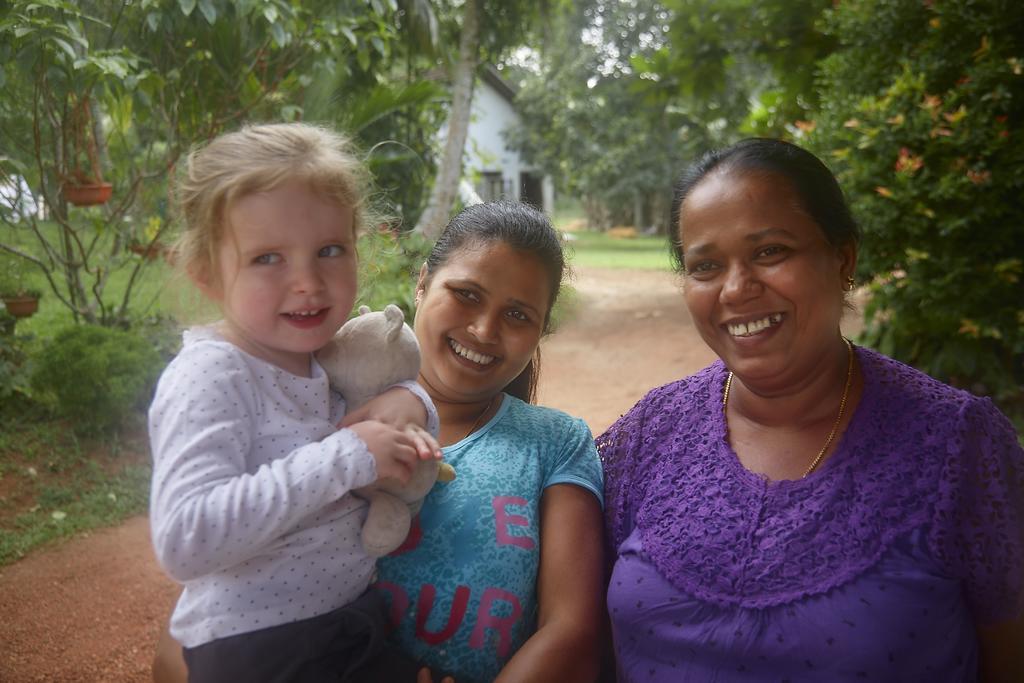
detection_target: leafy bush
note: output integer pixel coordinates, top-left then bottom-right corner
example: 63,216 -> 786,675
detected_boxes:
0,313 -> 30,400
0,309 -> 16,337
356,229 -> 433,320
134,313 -> 187,365
0,252 -> 40,298
810,0 -> 1024,426
29,325 -> 164,433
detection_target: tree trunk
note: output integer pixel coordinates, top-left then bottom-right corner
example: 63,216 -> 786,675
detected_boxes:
582,195 -> 610,231
413,0 -> 480,239
652,187 -> 670,235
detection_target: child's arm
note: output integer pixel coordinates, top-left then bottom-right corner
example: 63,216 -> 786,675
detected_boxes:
149,353 -> 418,582
340,382 -> 442,459
494,484 -> 605,683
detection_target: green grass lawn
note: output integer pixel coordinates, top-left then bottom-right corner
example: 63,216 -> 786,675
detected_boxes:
563,230 -> 673,271
551,197 -> 673,271
1,215 -> 215,340
0,399 -> 151,566
10,256 -> 212,340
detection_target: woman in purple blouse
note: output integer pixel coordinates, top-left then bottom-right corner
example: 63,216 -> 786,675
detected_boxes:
598,138 -> 1023,682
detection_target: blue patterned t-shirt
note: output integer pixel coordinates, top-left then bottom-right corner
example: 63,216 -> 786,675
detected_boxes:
374,394 -> 603,683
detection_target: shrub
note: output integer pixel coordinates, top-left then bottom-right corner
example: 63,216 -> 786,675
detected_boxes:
29,325 -> 164,433
810,0 -> 1024,427
0,309 -> 16,337
0,319 -> 29,401
356,229 -> 433,320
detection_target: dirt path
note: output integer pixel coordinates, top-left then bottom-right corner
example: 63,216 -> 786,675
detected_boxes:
538,267 -> 717,433
0,266 -> 716,682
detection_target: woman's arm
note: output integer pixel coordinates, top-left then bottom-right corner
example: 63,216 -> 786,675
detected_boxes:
495,483 -> 605,683
978,616 -> 1024,683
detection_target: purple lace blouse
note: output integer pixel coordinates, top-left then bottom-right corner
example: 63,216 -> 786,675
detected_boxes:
598,346 -> 1023,682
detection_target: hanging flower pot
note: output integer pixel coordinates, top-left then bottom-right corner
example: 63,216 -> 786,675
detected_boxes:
62,94 -> 113,207
1,294 -> 40,318
128,241 -> 165,260
62,180 -> 113,207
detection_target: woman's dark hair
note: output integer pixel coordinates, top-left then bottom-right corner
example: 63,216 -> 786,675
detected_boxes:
669,138 -> 861,272
422,200 -> 566,403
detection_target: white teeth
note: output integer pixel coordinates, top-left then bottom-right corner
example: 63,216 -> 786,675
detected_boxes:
727,313 -> 782,337
288,309 -> 321,317
448,339 -> 496,365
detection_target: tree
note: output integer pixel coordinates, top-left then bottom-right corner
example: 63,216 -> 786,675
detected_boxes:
809,0 -> 1024,424
412,0 -> 478,239
508,0 -> 834,232
509,0 -> 696,232
644,0 -> 834,137
300,0 -> 450,228
0,0 -> 403,326
413,0 -> 547,239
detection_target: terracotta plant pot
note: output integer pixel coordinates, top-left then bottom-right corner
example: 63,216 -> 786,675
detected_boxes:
129,243 -> 162,260
2,295 -> 39,318
62,181 -> 113,207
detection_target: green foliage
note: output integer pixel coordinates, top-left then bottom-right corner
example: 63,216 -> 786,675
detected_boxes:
0,314 -> 30,400
0,461 -> 150,567
810,0 -> 1024,422
0,0 -> 414,326
0,251 -> 41,297
0,396 -> 151,566
509,1 -> 690,232
356,229 -> 433,319
509,0 -> 836,231
649,0 -> 834,136
29,325 -> 164,432
325,80 -> 448,228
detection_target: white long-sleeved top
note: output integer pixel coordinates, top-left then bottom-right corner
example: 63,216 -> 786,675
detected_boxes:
148,326 -> 437,647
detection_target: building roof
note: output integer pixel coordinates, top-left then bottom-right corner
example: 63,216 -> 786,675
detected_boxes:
480,64 -> 517,103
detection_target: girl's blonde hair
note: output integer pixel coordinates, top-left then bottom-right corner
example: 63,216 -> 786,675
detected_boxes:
173,122 -> 369,285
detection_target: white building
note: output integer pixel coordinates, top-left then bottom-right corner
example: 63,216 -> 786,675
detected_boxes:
462,66 -> 554,214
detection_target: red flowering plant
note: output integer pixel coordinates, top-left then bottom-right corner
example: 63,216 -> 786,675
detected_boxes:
808,0 -> 1024,427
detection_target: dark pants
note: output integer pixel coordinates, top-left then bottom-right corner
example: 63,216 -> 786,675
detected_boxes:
183,590 -> 422,683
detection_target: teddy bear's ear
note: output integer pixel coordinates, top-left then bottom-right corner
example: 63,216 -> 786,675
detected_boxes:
358,305 -> 371,316
384,304 -> 404,342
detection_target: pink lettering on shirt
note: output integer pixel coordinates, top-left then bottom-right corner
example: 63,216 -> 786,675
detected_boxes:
415,583 -> 470,645
389,514 -> 423,555
493,496 -> 535,549
469,587 -> 523,658
374,581 -> 409,627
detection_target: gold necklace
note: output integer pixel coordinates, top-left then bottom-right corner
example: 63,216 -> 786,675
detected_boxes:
722,338 -> 855,478
461,394 -> 497,442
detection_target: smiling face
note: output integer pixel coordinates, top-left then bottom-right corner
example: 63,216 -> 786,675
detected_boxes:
678,170 -> 856,392
199,180 -> 357,376
413,241 -> 552,406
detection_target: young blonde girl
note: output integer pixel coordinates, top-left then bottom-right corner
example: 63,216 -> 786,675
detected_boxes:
149,122 -> 439,682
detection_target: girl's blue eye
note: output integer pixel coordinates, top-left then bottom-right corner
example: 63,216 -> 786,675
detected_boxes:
319,244 -> 345,257
254,253 -> 281,265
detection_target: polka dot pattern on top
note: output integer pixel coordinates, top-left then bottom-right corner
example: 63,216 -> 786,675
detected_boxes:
149,326 -> 382,648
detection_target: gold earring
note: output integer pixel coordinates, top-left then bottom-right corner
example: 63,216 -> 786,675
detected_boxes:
844,276 -> 855,291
